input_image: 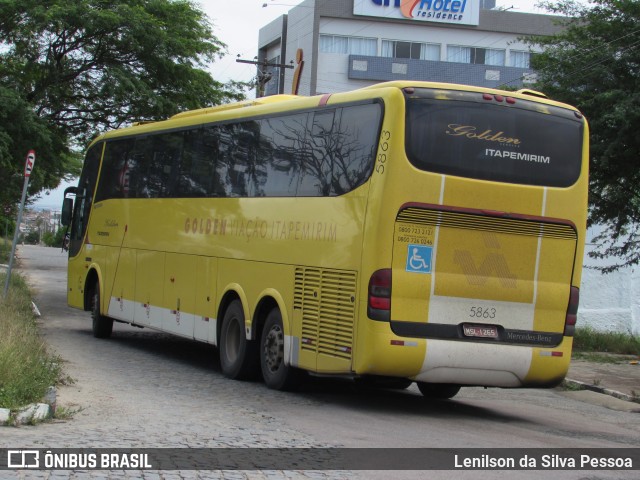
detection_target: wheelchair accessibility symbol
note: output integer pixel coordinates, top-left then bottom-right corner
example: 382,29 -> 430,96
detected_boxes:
406,244 -> 433,274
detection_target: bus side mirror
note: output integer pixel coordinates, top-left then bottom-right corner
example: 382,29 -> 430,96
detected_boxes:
61,186 -> 78,227
61,198 -> 73,226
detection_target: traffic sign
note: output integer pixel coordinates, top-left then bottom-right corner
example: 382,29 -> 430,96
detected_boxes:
24,150 -> 36,177
4,149 -> 36,299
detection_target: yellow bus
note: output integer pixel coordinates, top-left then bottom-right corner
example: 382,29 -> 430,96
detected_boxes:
61,81 -> 588,398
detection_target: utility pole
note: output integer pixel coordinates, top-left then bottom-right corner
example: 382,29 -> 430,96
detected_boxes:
3,150 -> 35,299
236,57 -> 294,97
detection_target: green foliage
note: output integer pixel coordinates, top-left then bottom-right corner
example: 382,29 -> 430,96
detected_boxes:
24,230 -> 40,245
0,86 -> 81,217
0,238 -> 11,264
528,1 -> 640,270
41,231 -> 54,247
0,272 -> 62,410
0,0 -> 246,212
0,0 -> 245,141
42,228 -> 66,248
573,326 -> 640,355
561,379 -> 585,391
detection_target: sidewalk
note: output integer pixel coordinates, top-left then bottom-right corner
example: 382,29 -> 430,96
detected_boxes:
565,355 -> 640,406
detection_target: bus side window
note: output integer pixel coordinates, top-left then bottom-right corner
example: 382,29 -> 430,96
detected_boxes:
147,132 -> 184,198
236,121 -> 260,197
331,103 -> 381,195
298,110 -> 334,197
176,127 -> 216,198
215,121 -> 259,198
258,113 -> 307,197
215,124 -> 236,197
95,139 -> 135,202
127,136 -> 153,198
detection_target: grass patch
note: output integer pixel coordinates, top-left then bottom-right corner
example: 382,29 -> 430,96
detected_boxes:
561,380 -> 584,391
53,405 -> 83,420
572,352 -> 637,364
573,326 -> 640,355
0,238 -> 11,264
0,272 -> 62,410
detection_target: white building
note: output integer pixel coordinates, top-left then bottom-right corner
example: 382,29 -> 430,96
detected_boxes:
258,0 -> 561,97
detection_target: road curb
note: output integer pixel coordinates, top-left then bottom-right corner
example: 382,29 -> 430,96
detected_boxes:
0,387 -> 57,427
564,378 -> 639,405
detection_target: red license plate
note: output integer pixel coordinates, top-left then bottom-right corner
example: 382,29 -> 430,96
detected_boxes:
463,323 -> 499,339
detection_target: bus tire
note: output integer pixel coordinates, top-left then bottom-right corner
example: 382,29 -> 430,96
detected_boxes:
260,308 -> 300,391
219,300 -> 258,380
91,282 -> 113,339
417,382 -> 461,400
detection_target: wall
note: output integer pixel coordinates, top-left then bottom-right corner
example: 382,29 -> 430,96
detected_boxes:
314,12 -> 541,93
283,0 -> 317,96
580,226 -> 640,335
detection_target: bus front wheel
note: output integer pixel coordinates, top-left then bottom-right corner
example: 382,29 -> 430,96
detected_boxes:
91,283 -> 113,339
260,308 -> 300,390
417,382 -> 461,400
219,300 -> 258,380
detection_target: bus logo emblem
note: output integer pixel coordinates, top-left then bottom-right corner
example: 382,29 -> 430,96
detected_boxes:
453,250 -> 518,288
406,244 -> 433,274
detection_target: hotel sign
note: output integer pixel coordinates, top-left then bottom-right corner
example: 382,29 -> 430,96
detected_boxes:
353,0 -> 481,26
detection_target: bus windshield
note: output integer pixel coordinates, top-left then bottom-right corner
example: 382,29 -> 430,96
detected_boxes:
405,88 -> 584,187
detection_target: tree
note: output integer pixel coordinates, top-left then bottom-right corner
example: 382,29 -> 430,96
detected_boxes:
0,85 -> 78,219
0,0 -> 245,207
528,0 -> 640,271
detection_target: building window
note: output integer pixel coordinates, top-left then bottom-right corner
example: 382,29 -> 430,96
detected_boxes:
510,50 -> 531,68
447,45 -> 471,63
319,35 -> 377,56
484,48 -> 505,66
381,40 -> 440,61
447,46 -> 506,66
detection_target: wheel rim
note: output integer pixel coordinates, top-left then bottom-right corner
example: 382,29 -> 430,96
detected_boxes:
224,317 -> 242,362
263,324 -> 284,374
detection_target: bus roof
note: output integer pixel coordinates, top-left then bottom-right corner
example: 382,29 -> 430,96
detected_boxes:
169,95 -> 299,120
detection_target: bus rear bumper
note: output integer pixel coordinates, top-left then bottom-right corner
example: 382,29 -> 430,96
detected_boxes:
355,321 -> 572,388
418,337 -> 572,388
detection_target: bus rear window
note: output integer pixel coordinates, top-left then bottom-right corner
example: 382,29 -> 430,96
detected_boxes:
405,89 -> 584,187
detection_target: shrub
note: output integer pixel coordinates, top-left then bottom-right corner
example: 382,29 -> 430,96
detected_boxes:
0,273 -> 61,410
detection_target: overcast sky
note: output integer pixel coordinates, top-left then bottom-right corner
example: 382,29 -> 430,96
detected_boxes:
34,0 -> 584,209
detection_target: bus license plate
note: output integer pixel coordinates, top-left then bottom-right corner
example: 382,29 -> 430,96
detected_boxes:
463,324 -> 498,339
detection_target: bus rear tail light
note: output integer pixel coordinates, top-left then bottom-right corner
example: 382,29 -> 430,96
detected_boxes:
564,286 -> 579,336
368,269 -> 391,321
482,93 -> 517,104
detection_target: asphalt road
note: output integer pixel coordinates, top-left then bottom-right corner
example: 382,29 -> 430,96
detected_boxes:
2,245 -> 639,480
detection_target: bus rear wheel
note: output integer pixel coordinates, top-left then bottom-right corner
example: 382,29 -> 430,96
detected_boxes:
417,382 -> 461,400
219,300 -> 258,380
91,282 -> 113,339
260,308 -> 300,390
